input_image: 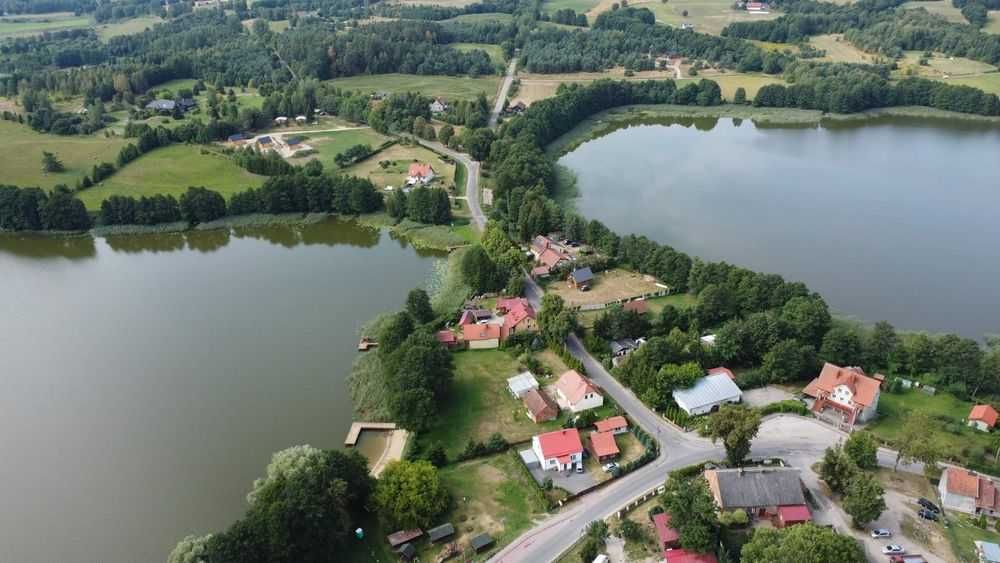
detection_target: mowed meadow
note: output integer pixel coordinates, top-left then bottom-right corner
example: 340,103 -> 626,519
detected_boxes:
0,121 -> 127,190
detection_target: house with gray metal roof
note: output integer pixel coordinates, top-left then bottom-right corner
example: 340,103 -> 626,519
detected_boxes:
672,373 -> 742,416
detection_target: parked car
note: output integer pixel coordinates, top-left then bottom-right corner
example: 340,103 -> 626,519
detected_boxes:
917,498 -> 940,513
918,509 -> 939,521
602,462 -> 619,473
575,464 -> 585,474
882,545 -> 905,555
870,528 -> 892,538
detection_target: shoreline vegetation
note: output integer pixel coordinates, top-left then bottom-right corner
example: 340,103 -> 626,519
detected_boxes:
547,103 -> 1000,156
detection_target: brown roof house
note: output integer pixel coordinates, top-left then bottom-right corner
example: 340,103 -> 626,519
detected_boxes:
523,388 -> 559,422
940,467 -> 1000,517
803,363 -> 882,426
969,405 -> 1000,432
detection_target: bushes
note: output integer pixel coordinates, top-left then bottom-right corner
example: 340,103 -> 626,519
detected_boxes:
757,399 -> 811,417
456,432 -> 508,461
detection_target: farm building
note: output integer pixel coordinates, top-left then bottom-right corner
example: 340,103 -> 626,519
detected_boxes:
569,268 -> 594,291
704,467 -> 810,525
672,373 -> 742,416
523,388 -> 559,422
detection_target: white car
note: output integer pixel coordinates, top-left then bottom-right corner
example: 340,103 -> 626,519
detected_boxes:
870,529 -> 892,539
882,545 -> 905,555
602,462 -> 619,473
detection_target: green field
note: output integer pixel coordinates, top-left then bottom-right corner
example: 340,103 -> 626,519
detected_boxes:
0,12 -> 91,38
327,74 -> 500,101
443,12 -> 514,23
986,11 -> 1000,33
76,145 -> 266,209
452,42 -> 506,65
297,128 -> 390,169
810,34 -> 875,64
945,72 -> 1000,94
95,15 -> 163,40
633,0 -> 782,35
902,0 -> 967,22
344,142 -> 457,189
947,512 -> 1000,562
0,121 -> 127,190
676,72 -> 786,100
540,0 -> 602,13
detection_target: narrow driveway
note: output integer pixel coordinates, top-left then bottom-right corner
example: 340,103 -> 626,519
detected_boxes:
410,137 -> 485,231
489,58 -> 518,129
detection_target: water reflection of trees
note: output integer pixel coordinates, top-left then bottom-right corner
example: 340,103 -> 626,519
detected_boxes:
104,232 -> 186,254
0,234 -> 97,260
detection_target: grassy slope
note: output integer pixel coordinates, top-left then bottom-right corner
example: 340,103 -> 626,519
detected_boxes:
297,128 -> 391,171
77,145 -> 266,209
95,15 -> 163,40
902,0 -> 967,23
810,34 -> 875,64
0,12 -> 91,38
541,0 -> 602,13
452,42 -> 506,65
630,0 -> 782,35
443,12 -> 514,23
0,121 -> 127,190
326,74 -> 501,101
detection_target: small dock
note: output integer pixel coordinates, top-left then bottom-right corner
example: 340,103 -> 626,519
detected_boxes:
358,337 -> 378,351
344,422 -> 397,446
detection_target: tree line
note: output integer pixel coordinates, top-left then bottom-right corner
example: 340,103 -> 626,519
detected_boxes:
0,185 -> 91,231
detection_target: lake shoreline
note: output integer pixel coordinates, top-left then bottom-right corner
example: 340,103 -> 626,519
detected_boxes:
547,104 -> 1000,156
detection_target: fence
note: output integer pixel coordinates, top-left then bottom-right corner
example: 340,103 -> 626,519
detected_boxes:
575,290 -> 671,312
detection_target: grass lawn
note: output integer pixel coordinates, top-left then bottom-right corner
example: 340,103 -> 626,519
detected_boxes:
443,12 -> 515,23
420,350 -> 567,459
452,42 -> 506,65
396,0 -> 479,6
546,268 -> 665,309
644,292 -> 698,313
541,0 -> 602,13
945,72 -> 1000,95
897,51 -> 997,76
516,68 -> 677,104
0,120 -> 127,190
809,34 -> 875,64
95,15 -> 163,40
77,145 -> 266,209
947,512 -> 1000,562
536,348 -> 571,376
676,72 -> 785,101
986,11 -> 1000,33
0,12 -> 91,38
438,451 -> 550,560
630,0 -> 781,35
344,143 -> 457,190
293,128 -> 390,170
902,0 -> 967,22
326,74 -> 501,101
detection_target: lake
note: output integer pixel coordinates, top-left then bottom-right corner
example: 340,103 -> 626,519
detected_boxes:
559,116 -> 1000,339
0,219 -> 440,563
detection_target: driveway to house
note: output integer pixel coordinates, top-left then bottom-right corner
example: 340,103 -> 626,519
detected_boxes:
487,277 -> 927,562
527,464 -> 598,495
489,58 -> 518,129
409,137 -> 486,231
741,386 -> 797,408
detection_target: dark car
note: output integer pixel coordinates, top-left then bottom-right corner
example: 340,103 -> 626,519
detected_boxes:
917,498 -> 940,513
918,508 -> 939,521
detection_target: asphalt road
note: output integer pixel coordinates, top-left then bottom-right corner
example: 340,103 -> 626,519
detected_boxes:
487,278 -> 925,562
410,137 -> 486,231
489,58 -> 518,129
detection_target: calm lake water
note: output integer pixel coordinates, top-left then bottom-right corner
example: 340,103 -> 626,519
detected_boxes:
560,116 -> 1000,339
0,219 -> 440,563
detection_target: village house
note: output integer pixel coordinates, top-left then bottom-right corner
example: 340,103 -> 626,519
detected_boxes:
257,136 -> 273,149
529,235 -> 572,276
458,308 -> 492,325
745,1 -> 770,11
295,115 -> 308,124
610,338 -> 637,358
672,372 -> 743,416
939,467 -> 1000,517
429,98 -> 449,114
969,405 -> 999,432
653,512 -> 680,550
569,267 -> 594,291
704,467 -> 811,526
462,323 -> 500,349
507,371 -> 540,398
594,415 -> 628,435
523,388 -> 559,422
803,363 -> 883,426
435,329 -> 458,350
531,428 -> 584,471
665,549 -> 717,563
588,430 -> 620,462
497,297 -> 537,340
506,100 -> 526,115
406,163 -> 436,186
227,133 -> 246,143
554,370 -> 604,413
145,99 -> 176,113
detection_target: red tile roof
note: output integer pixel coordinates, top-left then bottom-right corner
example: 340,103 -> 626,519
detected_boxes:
970,405 -> 999,427
538,247 -> 569,268
536,428 -> 583,460
523,388 -> 558,422
802,363 -> 882,407
623,300 -> 648,314
435,330 -> 457,344
499,297 -> 536,339
664,549 -> 717,563
594,415 -> 628,433
590,431 -> 619,458
407,163 -> 434,178
777,504 -> 812,524
653,513 -> 680,547
462,323 -> 500,341
555,370 -> 600,405
530,265 -> 551,277
707,367 -> 736,380
945,467 -> 982,498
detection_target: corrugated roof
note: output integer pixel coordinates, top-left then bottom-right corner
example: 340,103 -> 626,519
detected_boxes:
672,374 -> 742,412
427,523 -> 454,543
507,372 -> 539,395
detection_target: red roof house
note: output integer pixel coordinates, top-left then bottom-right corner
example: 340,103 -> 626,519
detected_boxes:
406,163 -> 436,184
462,323 -> 501,349
497,297 -> 537,340
653,513 -> 680,550
589,431 -> 620,461
939,467 -> 1000,517
777,504 -> 812,528
522,388 -> 559,423
664,549 -> 717,563
594,415 -> 628,434
707,367 -> 736,380
554,370 -> 604,413
531,428 -> 584,471
435,330 -> 458,349
969,405 -> 999,431
803,363 -> 883,426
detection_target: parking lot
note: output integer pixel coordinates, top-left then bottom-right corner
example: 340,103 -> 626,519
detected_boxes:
520,449 -> 597,495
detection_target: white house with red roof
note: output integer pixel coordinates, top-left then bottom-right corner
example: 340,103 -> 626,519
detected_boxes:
554,370 -> 604,413
594,415 -> 628,435
531,428 -> 584,471
803,363 -> 882,426
406,163 -> 436,185
969,405 -> 999,432
940,467 -> 1000,516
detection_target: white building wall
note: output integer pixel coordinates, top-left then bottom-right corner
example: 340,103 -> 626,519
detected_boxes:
970,419 -> 991,432
569,392 -> 604,413
939,473 -> 978,515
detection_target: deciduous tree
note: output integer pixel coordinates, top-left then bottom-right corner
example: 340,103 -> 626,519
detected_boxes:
706,405 -> 761,465
741,523 -> 865,563
843,472 -> 886,527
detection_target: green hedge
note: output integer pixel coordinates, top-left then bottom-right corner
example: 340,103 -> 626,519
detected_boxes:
756,399 -> 810,417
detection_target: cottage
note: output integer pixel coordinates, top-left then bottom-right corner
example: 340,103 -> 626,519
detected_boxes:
589,430 -> 620,462
976,540 -> 1000,563
969,405 -> 999,432
286,137 -> 302,147
672,373 -> 742,416
145,99 -> 176,113
653,512 -> 680,550
531,428 -> 584,471
803,363 -> 883,426
427,523 -> 455,543
530,235 -> 572,270
429,98 -> 449,114
595,415 -> 628,435
462,323 -> 501,349
523,388 -> 559,422
406,163 -> 436,185
387,528 -> 423,548
939,467 -> 1000,517
704,467 -> 809,525
507,371 -> 540,398
623,299 -> 648,315
177,97 -> 197,112
554,370 -> 604,413
257,136 -> 273,147
569,267 -> 594,291
530,265 -> 552,279
397,543 -> 416,561
497,297 -> 537,340
610,339 -> 637,358
745,1 -> 770,11
435,329 -> 458,349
